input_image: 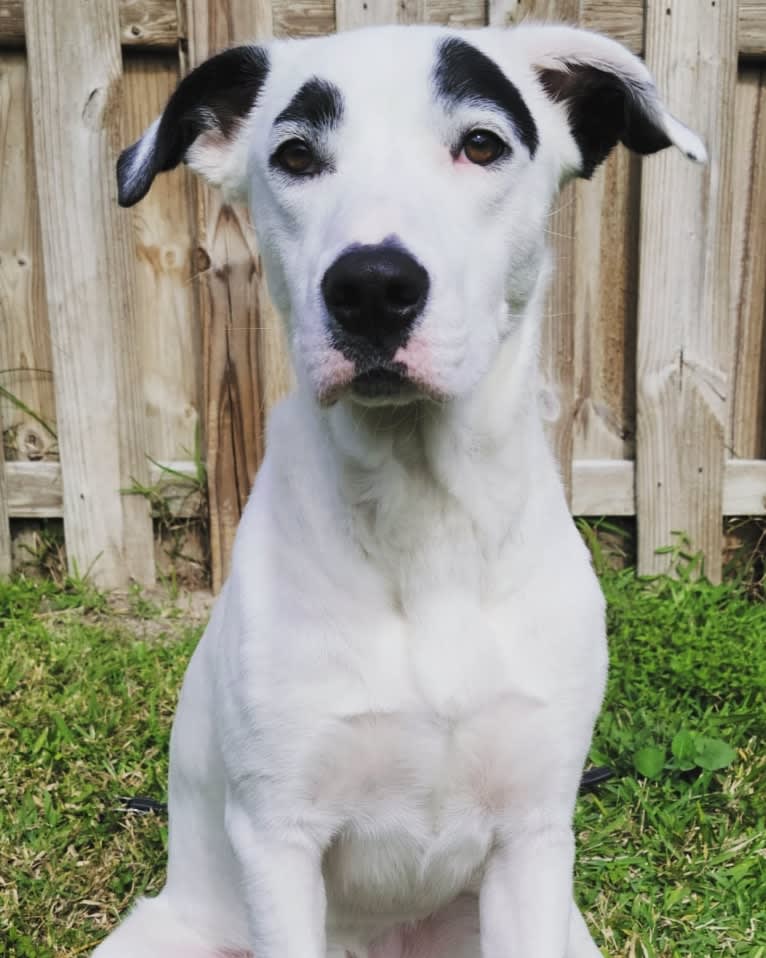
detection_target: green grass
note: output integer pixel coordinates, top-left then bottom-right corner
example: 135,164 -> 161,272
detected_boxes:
1,569 -> 764,957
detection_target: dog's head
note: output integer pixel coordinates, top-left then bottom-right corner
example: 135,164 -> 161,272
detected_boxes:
119,25 -> 704,408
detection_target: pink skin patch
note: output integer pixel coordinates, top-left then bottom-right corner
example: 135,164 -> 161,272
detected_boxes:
316,347 -> 357,405
393,338 -> 448,401
393,338 -> 433,384
314,339 -> 448,405
368,897 -> 480,958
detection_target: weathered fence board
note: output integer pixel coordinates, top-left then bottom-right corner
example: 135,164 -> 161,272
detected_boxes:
3,0 -> 766,53
740,1 -> 766,59
273,0 -> 335,36
23,0 -> 155,586
637,0 -> 738,581
729,66 -> 766,461
123,54 -> 201,463
0,0 -> 181,49
187,0 -> 293,592
7,457 -> 765,521
0,51 -> 55,458
572,151 -> 640,461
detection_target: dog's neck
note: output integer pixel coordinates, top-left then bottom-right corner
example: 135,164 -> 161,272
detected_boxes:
300,275 -> 564,597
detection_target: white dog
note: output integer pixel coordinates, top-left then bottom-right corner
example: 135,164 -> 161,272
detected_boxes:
95,22 -> 704,958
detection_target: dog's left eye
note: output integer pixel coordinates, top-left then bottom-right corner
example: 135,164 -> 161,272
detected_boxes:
461,129 -> 508,166
272,138 -> 318,176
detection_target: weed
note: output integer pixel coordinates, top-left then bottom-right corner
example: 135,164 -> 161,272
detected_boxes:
121,427 -> 210,588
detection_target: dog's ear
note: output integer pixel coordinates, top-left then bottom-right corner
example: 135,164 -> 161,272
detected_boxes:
117,45 -> 269,207
518,25 -> 706,179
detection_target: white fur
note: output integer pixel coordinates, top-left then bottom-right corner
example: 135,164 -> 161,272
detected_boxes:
96,23 -> 704,958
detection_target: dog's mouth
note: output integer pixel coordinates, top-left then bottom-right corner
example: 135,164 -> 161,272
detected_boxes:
318,354 -> 447,408
348,363 -> 432,406
351,366 -> 414,400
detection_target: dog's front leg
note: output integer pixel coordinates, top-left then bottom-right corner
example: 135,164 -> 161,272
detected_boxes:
225,796 -> 327,958
480,819 -> 575,958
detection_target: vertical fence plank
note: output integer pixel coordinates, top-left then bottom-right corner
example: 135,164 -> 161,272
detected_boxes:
636,0 -> 737,580
572,151 -> 640,462
498,1 -> 581,503
122,54 -> 200,464
729,68 -> 766,461
187,0 -> 292,592
0,52 -> 56,462
24,0 -> 155,587
336,0 -> 399,28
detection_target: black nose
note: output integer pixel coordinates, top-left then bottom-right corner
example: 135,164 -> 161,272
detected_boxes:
321,245 -> 429,348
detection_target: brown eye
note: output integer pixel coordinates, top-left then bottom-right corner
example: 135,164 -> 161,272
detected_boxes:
273,138 -> 317,176
461,129 -> 507,166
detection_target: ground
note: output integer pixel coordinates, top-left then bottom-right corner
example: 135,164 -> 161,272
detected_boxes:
1,557 -> 765,958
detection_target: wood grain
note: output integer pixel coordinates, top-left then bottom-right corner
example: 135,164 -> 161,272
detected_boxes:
0,0 -> 181,49
729,68 -> 766,461
740,0 -> 766,59
0,52 -> 55,458
0,1 -> 25,46
573,150 -> 640,461
489,0 -> 765,56
123,54 -> 201,463
4,460 -> 62,518
425,0 -> 485,27
581,0 -> 642,52
517,1 -> 583,503
4,459 -> 197,518
187,0 -> 293,592
3,1 -> 765,55
272,0 -> 335,37
336,0 -> 399,30
119,0 -> 180,47
723,459 -> 766,515
636,0 -> 738,580
24,0 -> 155,587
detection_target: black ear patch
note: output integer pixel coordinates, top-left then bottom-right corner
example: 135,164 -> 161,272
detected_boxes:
537,63 -> 672,178
117,45 -> 269,207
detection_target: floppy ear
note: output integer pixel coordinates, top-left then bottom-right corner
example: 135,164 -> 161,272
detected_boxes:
518,25 -> 706,179
117,45 -> 269,207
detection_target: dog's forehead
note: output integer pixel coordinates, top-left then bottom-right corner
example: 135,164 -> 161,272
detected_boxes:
264,26 -> 528,127
269,27 -> 443,116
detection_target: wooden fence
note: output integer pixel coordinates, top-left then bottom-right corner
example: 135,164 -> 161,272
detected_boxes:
1,0 -> 765,590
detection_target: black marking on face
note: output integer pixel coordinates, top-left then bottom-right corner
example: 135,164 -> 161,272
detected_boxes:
537,63 -> 672,178
117,45 -> 269,206
434,37 -> 538,158
274,78 -> 344,133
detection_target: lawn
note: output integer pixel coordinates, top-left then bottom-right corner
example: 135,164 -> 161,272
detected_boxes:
1,563 -> 765,957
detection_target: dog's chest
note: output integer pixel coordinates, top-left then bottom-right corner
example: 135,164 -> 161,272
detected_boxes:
307,597 -> 546,921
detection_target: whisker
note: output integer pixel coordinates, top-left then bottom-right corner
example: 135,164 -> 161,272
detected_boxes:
546,196 -> 576,218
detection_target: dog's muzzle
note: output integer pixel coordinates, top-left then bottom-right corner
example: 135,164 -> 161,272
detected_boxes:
322,243 -> 429,351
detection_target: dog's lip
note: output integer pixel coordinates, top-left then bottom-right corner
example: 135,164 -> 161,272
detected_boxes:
351,367 -> 414,398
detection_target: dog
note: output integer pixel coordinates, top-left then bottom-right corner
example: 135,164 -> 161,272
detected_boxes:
94,22 -> 705,958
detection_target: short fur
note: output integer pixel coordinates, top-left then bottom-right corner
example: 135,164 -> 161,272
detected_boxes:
98,23 -> 704,958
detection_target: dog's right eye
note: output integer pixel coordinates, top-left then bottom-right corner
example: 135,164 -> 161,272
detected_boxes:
272,139 -> 318,176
